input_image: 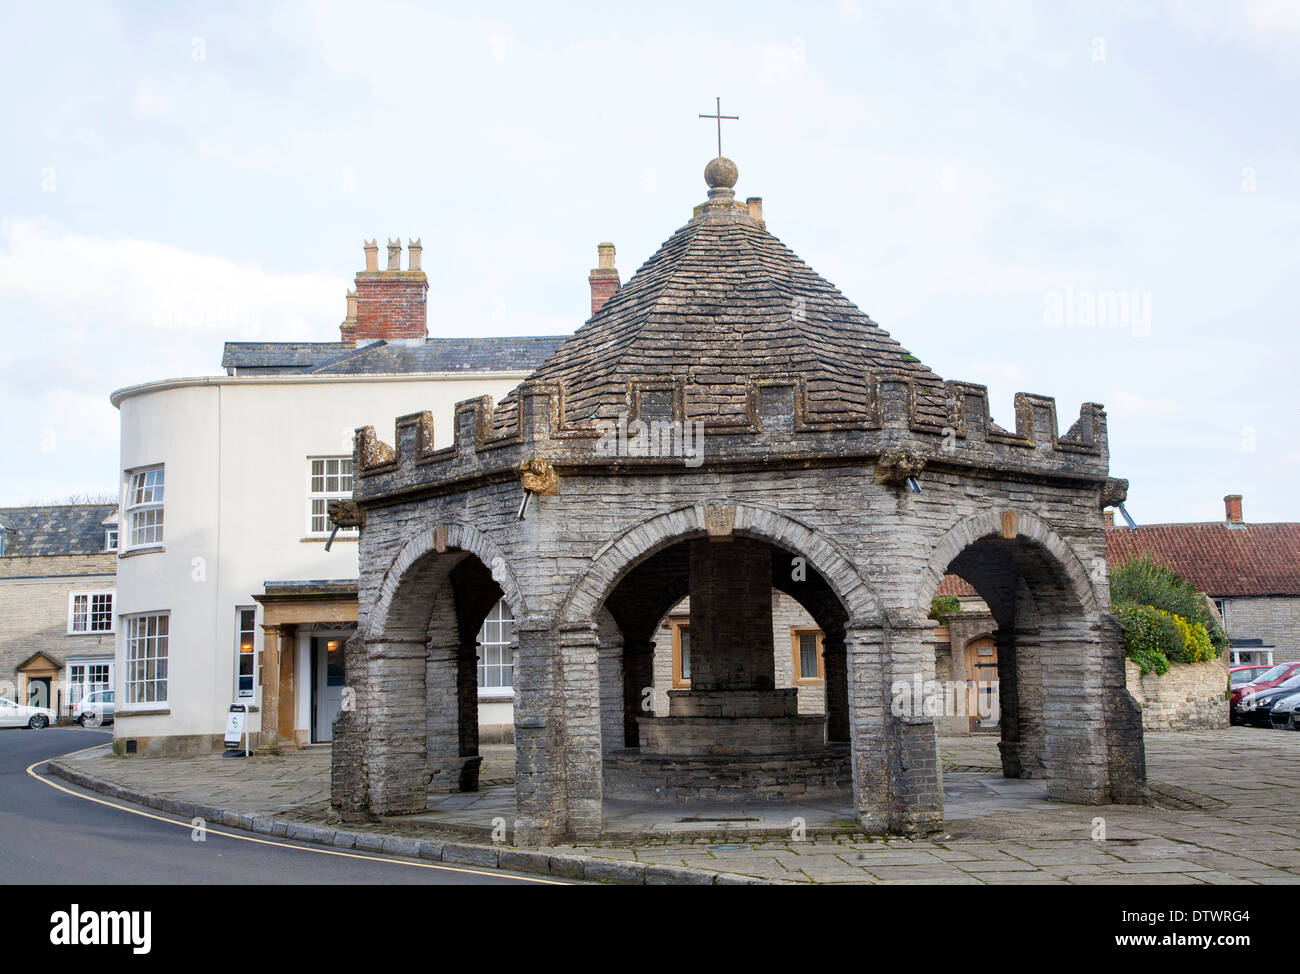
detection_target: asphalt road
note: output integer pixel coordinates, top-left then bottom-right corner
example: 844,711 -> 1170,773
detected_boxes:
0,726 -> 561,885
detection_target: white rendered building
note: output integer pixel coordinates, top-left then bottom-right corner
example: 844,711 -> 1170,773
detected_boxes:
109,239 -> 565,754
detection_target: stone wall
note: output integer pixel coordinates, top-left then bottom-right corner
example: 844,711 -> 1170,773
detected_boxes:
0,552 -> 116,705
1124,655 -> 1229,731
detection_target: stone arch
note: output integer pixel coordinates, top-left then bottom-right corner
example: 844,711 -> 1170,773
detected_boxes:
920,509 -> 1101,622
368,521 -> 528,641
560,503 -> 882,630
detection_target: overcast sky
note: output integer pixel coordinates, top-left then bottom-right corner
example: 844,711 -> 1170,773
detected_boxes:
1,0 -> 1296,522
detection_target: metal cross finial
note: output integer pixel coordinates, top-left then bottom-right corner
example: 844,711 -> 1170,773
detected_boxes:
699,96 -> 739,158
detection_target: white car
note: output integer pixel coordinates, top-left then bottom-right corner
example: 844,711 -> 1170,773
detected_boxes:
0,697 -> 56,729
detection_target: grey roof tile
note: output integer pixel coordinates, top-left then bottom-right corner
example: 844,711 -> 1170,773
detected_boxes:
0,505 -> 118,557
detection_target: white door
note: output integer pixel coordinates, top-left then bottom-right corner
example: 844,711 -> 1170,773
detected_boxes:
312,637 -> 346,743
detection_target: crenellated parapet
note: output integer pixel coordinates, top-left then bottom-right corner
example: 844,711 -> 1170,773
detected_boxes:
353,371 -> 1112,499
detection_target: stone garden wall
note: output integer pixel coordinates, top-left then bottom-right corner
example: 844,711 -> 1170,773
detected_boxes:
1124,655 -> 1229,731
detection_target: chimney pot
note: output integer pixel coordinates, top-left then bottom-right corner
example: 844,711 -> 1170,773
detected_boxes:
588,242 -> 620,317
407,238 -> 422,272
1224,494 -> 1244,524
352,238 -> 429,342
746,196 -> 764,223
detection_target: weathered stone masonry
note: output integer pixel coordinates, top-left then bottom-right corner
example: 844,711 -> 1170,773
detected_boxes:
330,157 -> 1147,844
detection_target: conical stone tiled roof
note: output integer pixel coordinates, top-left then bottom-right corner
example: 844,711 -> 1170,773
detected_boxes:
511,161 -> 948,430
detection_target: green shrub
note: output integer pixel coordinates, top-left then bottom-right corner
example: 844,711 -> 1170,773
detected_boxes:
1110,557 -> 1224,664
928,594 -> 961,621
1112,603 -> 1172,675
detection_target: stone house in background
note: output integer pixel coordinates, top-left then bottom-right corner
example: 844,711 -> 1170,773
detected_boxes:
1106,494 -> 1300,668
0,504 -> 118,715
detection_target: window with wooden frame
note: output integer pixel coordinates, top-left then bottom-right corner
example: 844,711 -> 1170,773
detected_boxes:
68,591 -> 115,634
790,627 -> 824,685
670,617 -> 691,688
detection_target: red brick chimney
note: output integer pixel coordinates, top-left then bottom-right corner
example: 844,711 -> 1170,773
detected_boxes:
1103,510 -> 1114,528
345,237 -> 428,343
588,242 -> 620,317
1224,494 -> 1243,524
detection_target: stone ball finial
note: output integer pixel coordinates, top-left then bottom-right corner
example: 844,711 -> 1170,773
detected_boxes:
704,156 -> 739,189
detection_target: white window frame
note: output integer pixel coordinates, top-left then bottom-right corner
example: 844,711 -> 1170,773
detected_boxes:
476,600 -> 515,697
306,457 -> 355,537
104,526 -> 118,552
123,612 -> 169,708
125,466 -> 165,550
67,591 -> 115,634
67,660 -> 114,707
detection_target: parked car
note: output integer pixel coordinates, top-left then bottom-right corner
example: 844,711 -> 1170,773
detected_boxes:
1229,664 -> 1273,687
1267,690 -> 1300,730
71,689 -> 115,727
1229,661 -> 1300,715
0,697 -> 56,729
1233,674 -> 1300,727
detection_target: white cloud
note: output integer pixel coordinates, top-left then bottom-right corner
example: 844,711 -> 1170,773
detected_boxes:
0,219 -> 340,341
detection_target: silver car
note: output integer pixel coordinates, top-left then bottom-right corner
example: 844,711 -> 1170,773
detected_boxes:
1267,689 -> 1300,730
71,689 -> 115,727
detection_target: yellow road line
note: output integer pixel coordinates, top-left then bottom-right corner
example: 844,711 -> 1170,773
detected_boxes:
26,742 -> 569,885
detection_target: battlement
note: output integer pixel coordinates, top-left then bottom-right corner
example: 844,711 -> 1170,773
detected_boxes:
353,372 -> 1110,498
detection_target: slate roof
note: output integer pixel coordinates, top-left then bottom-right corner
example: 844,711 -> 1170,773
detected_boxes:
512,193 -> 947,427
222,337 -> 567,376
1106,522 -> 1300,598
0,505 -> 118,557
935,520 -> 1300,599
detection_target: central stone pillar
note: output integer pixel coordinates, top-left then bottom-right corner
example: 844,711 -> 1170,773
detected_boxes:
635,536 -> 827,756
688,536 -> 775,690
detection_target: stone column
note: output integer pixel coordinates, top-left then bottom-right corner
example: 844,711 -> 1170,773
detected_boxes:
1012,625 -> 1046,778
688,536 -> 774,690
620,635 -> 654,746
457,639 -> 480,761
994,628 -> 1021,778
277,624 -> 297,745
1040,622 -> 1109,804
426,626 -> 462,794
1100,614 -> 1147,803
844,623 -> 891,832
513,618 -> 603,845
363,637 -> 429,814
256,623 -> 282,754
883,620 -> 943,832
822,629 -> 850,743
